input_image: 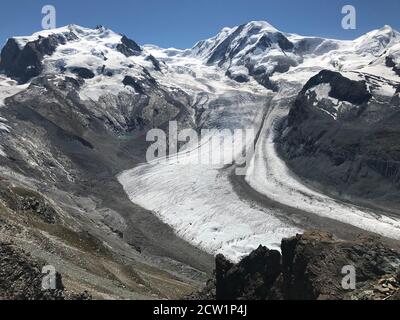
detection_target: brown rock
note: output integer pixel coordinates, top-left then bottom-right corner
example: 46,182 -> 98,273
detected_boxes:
193,231 -> 400,300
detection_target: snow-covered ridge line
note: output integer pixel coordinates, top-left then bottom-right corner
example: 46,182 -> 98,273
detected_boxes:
180,21 -> 400,91
1,23 -> 166,102
3,21 -> 400,94
12,24 -> 118,49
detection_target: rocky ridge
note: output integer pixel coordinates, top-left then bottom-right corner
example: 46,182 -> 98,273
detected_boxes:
278,69 -> 400,208
191,231 -> 400,300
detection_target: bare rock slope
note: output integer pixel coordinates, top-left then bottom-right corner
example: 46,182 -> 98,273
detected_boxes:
192,231 -> 400,300
0,242 -> 91,300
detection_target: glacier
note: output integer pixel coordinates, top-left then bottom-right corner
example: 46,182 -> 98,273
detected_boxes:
118,21 -> 400,261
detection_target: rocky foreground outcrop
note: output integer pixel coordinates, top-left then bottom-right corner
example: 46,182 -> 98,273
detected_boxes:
190,231 -> 400,300
0,242 -> 91,300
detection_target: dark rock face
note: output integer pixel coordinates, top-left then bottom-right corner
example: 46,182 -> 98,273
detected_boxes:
279,70 -> 400,207
295,38 -> 323,55
0,33 -> 77,83
287,70 -> 372,126
206,25 -> 246,66
0,242 -> 91,300
116,35 -> 142,57
252,35 -> 272,52
253,75 -> 278,92
247,66 -> 279,92
123,76 -> 145,94
216,246 -> 281,300
145,55 -> 162,72
225,70 -> 249,83
70,67 -> 95,79
300,70 -> 372,106
20,196 -> 58,224
275,32 -> 294,51
386,56 -> 400,77
121,35 -> 142,52
193,231 -> 400,300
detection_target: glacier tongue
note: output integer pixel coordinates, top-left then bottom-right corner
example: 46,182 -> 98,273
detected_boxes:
118,89 -> 303,262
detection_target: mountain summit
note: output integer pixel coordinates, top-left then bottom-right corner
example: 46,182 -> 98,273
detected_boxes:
186,21 -> 400,90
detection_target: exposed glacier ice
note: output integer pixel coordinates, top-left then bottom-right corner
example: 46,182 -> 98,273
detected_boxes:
118,92 -> 303,261
245,101 -> 400,241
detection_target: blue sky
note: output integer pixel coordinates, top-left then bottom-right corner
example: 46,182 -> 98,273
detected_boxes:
1,0 -> 400,49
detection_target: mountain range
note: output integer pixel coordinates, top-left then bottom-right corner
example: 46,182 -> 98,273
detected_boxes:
0,21 -> 400,299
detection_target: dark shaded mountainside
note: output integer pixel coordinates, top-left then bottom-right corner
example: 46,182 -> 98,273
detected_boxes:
0,26 -> 213,299
278,69 -> 400,210
191,231 -> 400,300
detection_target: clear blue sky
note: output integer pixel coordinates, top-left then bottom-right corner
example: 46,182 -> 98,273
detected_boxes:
1,0 -> 400,49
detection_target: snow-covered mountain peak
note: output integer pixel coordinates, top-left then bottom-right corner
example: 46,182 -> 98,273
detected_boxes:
0,24 -> 168,99
243,20 -> 279,33
183,21 -> 400,90
364,24 -> 398,38
191,20 -> 284,61
14,24 -> 136,53
12,24 -> 100,48
185,20 -> 300,89
3,22 -> 400,103
352,25 -> 400,55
